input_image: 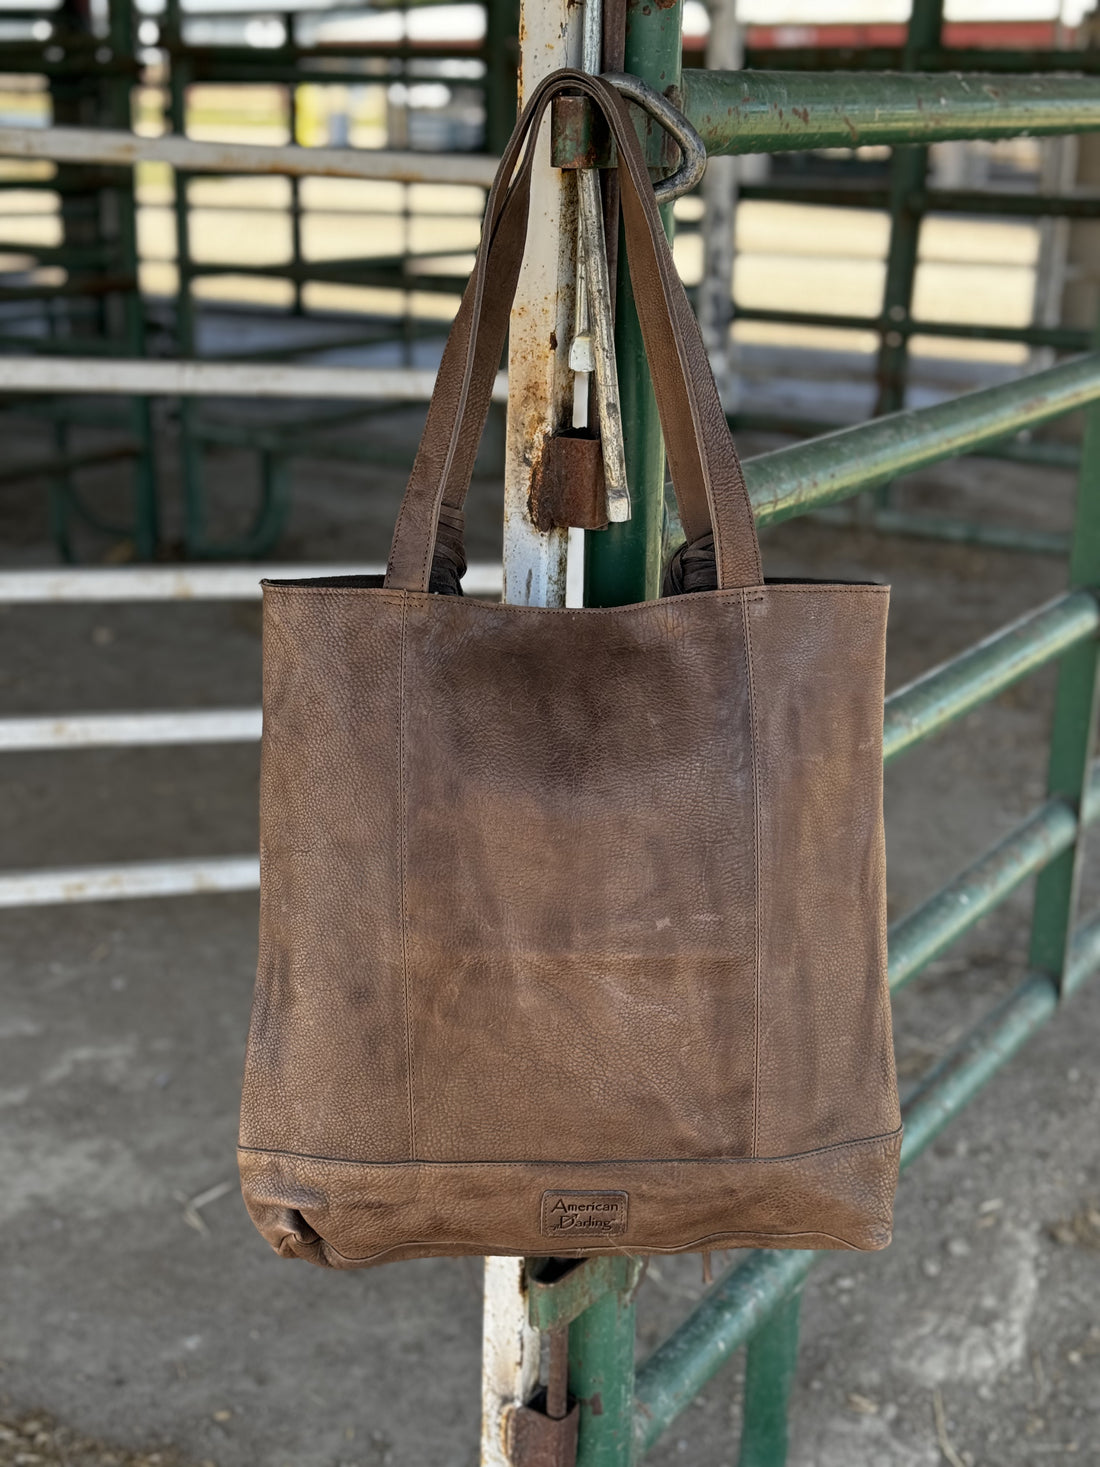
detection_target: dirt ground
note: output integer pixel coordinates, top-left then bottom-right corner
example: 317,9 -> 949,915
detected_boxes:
2,356 -> 1099,1467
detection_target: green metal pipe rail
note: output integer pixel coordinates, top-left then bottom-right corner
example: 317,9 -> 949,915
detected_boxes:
544,339 -> 1100,1463
631,927 -> 1100,1453
545,8 -> 1100,1455
678,69 -> 1100,155
738,45 -> 1100,77
743,353 -> 1100,527
554,50 -> 1100,550
881,591 -> 1100,760
552,71 -> 1100,165
7,2 -> 1100,1458
677,31 -> 1100,551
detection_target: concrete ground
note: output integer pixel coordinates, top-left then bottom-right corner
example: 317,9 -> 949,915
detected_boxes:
2,371 -> 1099,1467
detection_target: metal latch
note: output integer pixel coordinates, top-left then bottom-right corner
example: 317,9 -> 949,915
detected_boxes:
560,40 -> 708,531
507,1327 -> 579,1467
569,0 -> 629,525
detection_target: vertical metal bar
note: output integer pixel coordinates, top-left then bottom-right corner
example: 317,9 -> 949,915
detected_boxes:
286,27 -> 305,318
571,1282 -> 639,1467
873,0 -> 943,426
568,5 -> 685,1462
107,0 -> 159,558
499,0 -> 581,606
481,4 -> 581,1459
399,7 -> 414,368
736,1288 -> 802,1467
51,0 -> 100,343
482,1257 -> 542,1467
48,418 -> 75,563
484,0 -> 520,157
698,0 -> 741,406
573,0 -> 630,523
584,0 -> 683,607
164,0 -> 205,554
1028,353 -> 1100,990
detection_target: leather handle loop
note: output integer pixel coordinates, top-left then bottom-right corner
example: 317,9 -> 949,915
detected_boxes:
384,70 -> 762,595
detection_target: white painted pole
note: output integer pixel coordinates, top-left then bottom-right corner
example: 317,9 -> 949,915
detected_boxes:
481,0 -> 583,1458
0,356 -> 508,403
481,1257 -> 542,1467
498,0 -> 581,609
0,124 -> 500,187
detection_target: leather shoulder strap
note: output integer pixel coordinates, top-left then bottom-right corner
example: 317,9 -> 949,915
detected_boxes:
384,69 -> 762,593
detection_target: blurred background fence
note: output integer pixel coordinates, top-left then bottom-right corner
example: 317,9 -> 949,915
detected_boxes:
2,0 -> 1099,563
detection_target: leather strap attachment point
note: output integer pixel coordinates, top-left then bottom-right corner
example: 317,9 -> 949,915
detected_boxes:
384,69 -> 763,596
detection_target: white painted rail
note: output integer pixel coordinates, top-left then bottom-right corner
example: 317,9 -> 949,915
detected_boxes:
0,856 -> 260,908
0,563 -> 504,750
0,124 -> 500,188
0,562 -> 504,602
0,708 -> 262,751
0,356 -> 508,403
0,561 -> 505,905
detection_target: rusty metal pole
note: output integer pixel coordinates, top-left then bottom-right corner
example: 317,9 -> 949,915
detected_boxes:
481,2 -> 584,1463
497,2 -> 584,608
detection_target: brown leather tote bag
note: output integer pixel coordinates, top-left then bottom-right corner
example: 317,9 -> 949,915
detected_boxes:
239,72 -> 901,1269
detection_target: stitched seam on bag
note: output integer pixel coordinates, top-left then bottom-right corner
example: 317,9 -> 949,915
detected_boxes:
315,1225 -> 877,1266
741,591 -> 763,1159
260,585 -> 888,606
237,1123 -> 903,1170
397,596 -> 416,1158
262,586 -> 408,602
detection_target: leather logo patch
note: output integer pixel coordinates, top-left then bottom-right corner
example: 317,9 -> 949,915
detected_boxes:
540,1190 -> 628,1238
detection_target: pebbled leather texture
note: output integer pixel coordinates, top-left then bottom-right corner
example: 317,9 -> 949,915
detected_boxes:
238,71 -> 901,1268
239,586 -> 900,1265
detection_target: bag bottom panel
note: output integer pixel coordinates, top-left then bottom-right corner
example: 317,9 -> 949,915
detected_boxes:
238,1129 -> 901,1268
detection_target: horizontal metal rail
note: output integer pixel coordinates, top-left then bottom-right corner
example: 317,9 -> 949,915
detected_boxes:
12,73 -> 1099,199
4,352 -> 1096,530
7,588 -> 1087,754
2,605 -> 1090,918
0,709 -> 262,752
731,303 -> 1094,355
679,70 -> 1100,156
739,46 -> 1100,77
0,124 -> 499,188
0,357 -> 508,404
0,856 -> 260,908
897,970 -> 1059,1168
632,911 -> 1100,1453
744,353 -> 1100,528
521,779 -> 1099,1345
0,444 -> 138,488
738,179 -> 1100,220
3,571 -> 1094,756
7,580 -> 1092,754
862,508 -> 1069,558
882,592 -> 1100,763
887,768 -> 1100,992
0,564 -> 504,602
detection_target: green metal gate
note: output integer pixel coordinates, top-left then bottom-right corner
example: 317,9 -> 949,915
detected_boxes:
494,4 -> 1100,1464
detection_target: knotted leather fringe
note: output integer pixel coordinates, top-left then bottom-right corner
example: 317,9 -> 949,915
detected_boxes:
662,530 -> 717,597
429,505 -> 468,596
